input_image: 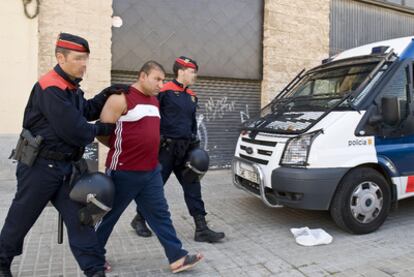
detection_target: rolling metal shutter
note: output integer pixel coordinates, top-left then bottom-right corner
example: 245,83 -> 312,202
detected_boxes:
111,71 -> 261,168
331,0 -> 414,55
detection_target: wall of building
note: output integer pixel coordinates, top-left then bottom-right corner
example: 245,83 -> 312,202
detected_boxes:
0,0 -> 113,177
38,0 -> 113,170
262,0 -> 330,106
38,0 -> 113,96
0,0 -> 39,179
331,0 -> 414,55
0,1 -> 38,134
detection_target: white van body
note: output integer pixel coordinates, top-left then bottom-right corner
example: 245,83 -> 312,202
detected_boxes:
232,37 -> 414,234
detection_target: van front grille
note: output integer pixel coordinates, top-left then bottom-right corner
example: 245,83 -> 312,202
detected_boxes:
239,154 -> 268,165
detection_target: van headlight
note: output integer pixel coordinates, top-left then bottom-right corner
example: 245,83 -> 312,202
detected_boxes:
280,130 -> 323,167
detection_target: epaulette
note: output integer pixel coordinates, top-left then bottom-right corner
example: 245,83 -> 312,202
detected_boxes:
186,88 -> 196,96
38,70 -> 76,90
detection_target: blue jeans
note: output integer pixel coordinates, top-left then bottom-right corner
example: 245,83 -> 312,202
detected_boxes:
136,147 -> 206,217
97,165 -> 187,263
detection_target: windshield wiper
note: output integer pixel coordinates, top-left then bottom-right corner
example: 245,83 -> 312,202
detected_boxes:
345,95 -> 360,113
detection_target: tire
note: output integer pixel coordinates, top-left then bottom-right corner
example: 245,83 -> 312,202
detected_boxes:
330,167 -> 391,234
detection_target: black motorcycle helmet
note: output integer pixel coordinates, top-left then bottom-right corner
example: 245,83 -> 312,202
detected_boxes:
182,148 -> 210,183
69,172 -> 115,227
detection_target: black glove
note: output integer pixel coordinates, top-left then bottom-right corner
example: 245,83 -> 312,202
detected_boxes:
95,121 -> 116,136
99,84 -> 130,99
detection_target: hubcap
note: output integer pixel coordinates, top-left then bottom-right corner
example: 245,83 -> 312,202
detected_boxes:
350,181 -> 383,224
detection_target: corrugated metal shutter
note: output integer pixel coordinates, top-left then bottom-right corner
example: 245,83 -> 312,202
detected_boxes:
111,71 -> 261,168
330,0 -> 414,55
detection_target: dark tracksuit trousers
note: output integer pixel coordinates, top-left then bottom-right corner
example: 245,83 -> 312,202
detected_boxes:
0,158 -> 105,276
136,146 -> 206,217
96,165 -> 187,263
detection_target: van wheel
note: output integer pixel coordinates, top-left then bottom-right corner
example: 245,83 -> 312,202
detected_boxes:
330,167 -> 391,234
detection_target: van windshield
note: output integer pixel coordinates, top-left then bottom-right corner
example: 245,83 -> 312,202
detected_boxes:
245,61 -> 384,134
268,62 -> 378,113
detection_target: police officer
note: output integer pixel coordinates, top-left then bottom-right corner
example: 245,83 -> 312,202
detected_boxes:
0,33 -> 121,277
131,56 -> 225,243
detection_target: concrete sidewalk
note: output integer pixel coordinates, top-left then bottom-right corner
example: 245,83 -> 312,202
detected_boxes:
2,168 -> 414,276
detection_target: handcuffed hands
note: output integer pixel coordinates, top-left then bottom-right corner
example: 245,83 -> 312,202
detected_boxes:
95,121 -> 116,136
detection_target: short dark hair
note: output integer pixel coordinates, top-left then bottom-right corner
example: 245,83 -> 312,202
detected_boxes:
55,46 -> 71,57
138,61 -> 165,78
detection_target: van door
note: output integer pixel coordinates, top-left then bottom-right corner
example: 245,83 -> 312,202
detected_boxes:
373,63 -> 414,197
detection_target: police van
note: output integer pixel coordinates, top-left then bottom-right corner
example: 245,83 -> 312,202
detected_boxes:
232,37 -> 414,234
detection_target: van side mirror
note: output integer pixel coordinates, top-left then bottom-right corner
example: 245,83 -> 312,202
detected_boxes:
381,96 -> 400,126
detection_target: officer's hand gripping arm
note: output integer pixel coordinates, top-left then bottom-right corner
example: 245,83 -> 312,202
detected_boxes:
83,84 -> 130,121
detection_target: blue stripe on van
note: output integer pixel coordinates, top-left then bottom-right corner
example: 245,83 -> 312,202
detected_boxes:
399,38 -> 414,60
375,135 -> 414,176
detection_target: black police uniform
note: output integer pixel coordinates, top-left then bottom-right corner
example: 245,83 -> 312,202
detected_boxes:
157,79 -> 206,216
0,34 -> 116,277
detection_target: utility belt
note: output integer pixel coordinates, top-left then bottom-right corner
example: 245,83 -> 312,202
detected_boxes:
39,148 -> 84,162
160,136 -> 200,160
161,136 -> 190,159
10,128 -> 84,166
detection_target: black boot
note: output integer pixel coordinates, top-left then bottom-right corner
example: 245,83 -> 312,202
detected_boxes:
194,214 -> 225,243
0,257 -> 12,277
90,271 -> 105,277
130,213 -> 152,237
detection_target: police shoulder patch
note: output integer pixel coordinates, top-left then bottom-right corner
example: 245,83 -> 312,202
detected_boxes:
186,88 -> 196,96
39,70 -> 75,90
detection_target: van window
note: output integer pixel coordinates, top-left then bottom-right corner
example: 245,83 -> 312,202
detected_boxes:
273,62 -> 378,112
381,66 -> 409,118
295,64 -> 375,98
381,66 -> 408,100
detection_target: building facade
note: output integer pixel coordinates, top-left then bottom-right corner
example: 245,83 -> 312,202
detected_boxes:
1,0 -> 414,171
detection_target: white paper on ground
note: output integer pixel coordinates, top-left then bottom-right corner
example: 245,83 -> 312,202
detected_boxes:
290,227 -> 333,246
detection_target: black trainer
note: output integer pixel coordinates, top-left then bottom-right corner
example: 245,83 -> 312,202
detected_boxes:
194,214 -> 225,243
130,213 -> 152,237
91,270 -> 105,277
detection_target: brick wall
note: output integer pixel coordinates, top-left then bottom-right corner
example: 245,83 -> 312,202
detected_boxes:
262,0 -> 330,106
38,0 -> 113,170
38,0 -> 112,96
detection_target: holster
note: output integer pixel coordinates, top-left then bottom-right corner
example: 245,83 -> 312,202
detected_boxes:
9,128 -> 43,167
69,158 -> 89,188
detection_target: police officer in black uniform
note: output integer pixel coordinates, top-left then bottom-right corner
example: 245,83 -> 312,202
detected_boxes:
0,33 -> 122,277
131,56 -> 225,243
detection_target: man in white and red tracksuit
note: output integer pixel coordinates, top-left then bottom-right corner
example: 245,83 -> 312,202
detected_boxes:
96,61 -> 203,274
130,57 -> 226,243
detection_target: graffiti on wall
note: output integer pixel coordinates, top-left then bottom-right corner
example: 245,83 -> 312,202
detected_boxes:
240,104 -> 250,123
196,114 -> 208,151
204,96 -> 235,121
197,100 -> 252,153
